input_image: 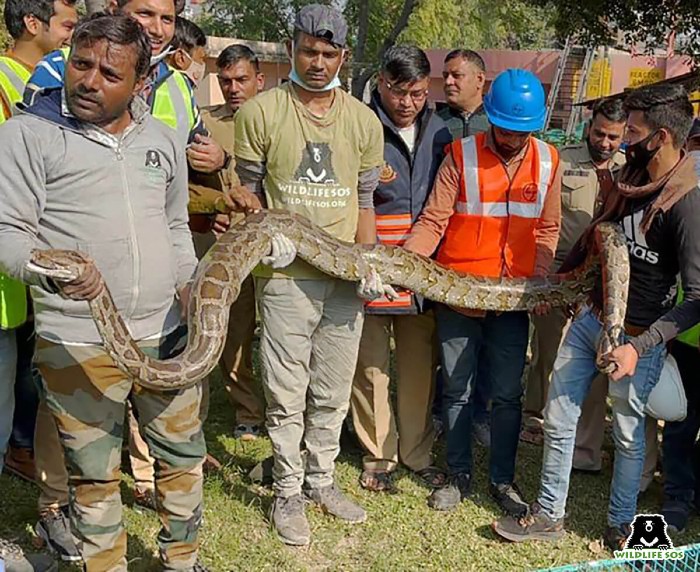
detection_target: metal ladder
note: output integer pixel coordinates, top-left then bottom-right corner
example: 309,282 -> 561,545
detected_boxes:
543,36 -> 571,132
565,47 -> 597,138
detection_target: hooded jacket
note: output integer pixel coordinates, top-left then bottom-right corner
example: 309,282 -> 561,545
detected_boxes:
0,88 -> 196,344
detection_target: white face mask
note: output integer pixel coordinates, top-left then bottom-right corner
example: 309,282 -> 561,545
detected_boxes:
288,40 -> 344,92
181,50 -> 206,87
150,44 -> 174,68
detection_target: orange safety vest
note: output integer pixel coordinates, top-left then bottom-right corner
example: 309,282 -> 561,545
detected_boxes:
368,213 -> 414,310
436,132 -> 558,278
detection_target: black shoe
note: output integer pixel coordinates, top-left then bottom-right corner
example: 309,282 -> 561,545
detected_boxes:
490,482 -> 528,518
662,498 -> 690,534
427,473 -> 471,511
35,507 -> 81,563
0,537 -> 57,572
133,487 -> 157,514
603,523 -> 632,552
492,502 -> 565,542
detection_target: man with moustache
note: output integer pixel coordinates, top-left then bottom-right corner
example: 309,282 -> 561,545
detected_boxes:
522,99 -> 626,476
0,14 -> 207,571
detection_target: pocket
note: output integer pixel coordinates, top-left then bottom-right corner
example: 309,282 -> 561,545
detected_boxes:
561,175 -> 593,211
60,238 -> 134,318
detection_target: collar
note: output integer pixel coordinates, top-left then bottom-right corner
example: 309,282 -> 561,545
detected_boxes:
575,142 -> 626,170
2,51 -> 35,72
484,127 -> 530,166
208,103 -> 235,120
60,88 -> 150,148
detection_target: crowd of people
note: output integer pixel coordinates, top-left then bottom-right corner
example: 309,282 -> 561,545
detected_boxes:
0,1 -> 699,570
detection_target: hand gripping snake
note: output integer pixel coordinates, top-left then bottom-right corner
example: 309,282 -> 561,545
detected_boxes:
26,210 -> 630,391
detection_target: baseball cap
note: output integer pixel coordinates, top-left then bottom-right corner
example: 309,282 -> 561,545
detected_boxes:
293,4 -> 348,48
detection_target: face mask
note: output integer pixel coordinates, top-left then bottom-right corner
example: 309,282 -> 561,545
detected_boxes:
181,50 -> 206,87
288,40 -> 344,92
150,44 -> 174,68
625,130 -> 661,169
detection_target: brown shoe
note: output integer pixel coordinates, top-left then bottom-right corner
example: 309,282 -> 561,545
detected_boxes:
203,453 -> 222,474
4,445 -> 36,483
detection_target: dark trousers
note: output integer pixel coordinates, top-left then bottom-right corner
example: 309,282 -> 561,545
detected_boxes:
11,320 -> 38,449
435,305 -> 529,484
662,341 -> 700,504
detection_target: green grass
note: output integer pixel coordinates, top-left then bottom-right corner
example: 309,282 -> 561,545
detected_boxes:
2,371 -> 700,572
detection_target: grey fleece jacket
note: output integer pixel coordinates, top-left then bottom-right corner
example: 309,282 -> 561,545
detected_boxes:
0,89 -> 197,344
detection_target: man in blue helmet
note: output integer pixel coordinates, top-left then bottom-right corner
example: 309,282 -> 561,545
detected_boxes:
404,69 -> 561,515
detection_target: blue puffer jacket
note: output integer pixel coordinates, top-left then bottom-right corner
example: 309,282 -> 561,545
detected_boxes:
367,89 -> 452,315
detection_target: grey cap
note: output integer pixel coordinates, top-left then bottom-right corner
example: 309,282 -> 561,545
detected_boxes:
293,4 -> 348,48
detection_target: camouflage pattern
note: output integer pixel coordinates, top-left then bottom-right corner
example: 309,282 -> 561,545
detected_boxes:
34,327 -> 205,572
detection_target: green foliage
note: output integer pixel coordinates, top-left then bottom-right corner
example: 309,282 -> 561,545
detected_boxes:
0,0 -> 10,52
400,0 -> 556,50
533,0 -> 700,60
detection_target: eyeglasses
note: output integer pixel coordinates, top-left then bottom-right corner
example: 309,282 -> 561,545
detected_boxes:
385,80 -> 429,102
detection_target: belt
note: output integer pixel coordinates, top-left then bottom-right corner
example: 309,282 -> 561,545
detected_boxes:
590,303 -> 647,337
188,214 -> 214,233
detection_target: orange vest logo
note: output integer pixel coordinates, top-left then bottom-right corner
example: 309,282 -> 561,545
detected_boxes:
522,183 -> 538,202
379,163 -> 398,184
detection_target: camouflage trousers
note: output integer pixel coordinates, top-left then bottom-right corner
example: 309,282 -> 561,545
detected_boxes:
34,327 -> 206,572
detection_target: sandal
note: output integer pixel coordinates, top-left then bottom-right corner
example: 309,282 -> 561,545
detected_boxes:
414,466 -> 447,488
359,470 -> 396,493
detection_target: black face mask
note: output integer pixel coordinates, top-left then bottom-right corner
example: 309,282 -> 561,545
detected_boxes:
625,131 -> 660,169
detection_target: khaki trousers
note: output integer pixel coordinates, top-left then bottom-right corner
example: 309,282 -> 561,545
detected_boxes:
526,308 -> 609,471
351,313 -> 438,472
193,231 -> 264,426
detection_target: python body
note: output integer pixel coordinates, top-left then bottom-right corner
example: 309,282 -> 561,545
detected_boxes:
26,210 -> 629,392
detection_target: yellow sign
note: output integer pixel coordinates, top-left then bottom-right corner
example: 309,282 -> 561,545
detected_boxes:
586,59 -> 612,100
628,68 -> 664,88
690,89 -> 700,116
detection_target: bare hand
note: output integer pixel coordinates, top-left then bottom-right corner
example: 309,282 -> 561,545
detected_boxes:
224,186 -> 263,214
212,213 -> 230,237
609,344 -> 639,381
59,261 -> 104,301
178,284 -> 191,320
532,301 -> 552,316
187,134 -> 226,173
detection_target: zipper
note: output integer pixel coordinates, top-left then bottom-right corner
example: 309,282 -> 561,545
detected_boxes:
117,147 -> 140,318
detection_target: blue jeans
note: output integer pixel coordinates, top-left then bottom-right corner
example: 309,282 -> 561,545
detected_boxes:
0,328 -> 16,471
433,355 -> 490,425
662,341 -> 700,504
538,308 -> 665,527
436,305 -> 529,484
11,321 -> 38,449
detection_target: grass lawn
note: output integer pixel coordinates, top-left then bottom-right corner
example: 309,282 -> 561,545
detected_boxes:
2,368 -> 699,572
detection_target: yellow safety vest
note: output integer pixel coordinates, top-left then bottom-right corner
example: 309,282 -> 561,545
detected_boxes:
676,285 -> 700,347
0,56 -> 31,328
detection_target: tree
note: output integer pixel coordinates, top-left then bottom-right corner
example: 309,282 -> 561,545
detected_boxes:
533,0 -> 700,58
0,0 -> 10,52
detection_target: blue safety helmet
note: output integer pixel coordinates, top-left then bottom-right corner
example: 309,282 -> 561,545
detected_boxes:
483,69 -> 546,133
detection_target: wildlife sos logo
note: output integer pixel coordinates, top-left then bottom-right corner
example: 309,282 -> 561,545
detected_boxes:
145,149 -> 162,169
614,514 -> 685,561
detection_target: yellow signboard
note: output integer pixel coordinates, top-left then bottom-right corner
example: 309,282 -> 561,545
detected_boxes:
628,68 -> 664,88
586,59 -> 612,99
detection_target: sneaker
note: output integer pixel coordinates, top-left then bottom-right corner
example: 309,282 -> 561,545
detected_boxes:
662,498 -> 690,534
133,487 -> 157,513
492,502 -> 565,542
305,483 -> 366,523
35,507 -> 81,563
233,424 -> 261,441
0,538 -> 57,572
490,482 -> 529,518
473,421 -> 491,448
603,523 -> 632,551
428,472 -> 471,511
270,495 -> 310,546
3,446 -> 36,483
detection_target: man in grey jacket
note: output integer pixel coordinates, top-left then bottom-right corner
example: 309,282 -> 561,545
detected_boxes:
0,14 -> 206,572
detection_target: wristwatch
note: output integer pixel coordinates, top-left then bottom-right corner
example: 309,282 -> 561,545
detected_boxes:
220,151 -> 232,171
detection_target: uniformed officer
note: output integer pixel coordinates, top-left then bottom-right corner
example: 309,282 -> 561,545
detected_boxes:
522,97 -> 626,474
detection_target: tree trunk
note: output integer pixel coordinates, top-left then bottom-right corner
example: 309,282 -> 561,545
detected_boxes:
350,0 -> 418,99
85,0 -> 106,14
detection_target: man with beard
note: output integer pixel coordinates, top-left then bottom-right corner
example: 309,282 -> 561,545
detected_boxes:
403,69 -> 561,516
0,14 -> 207,571
521,99 -> 626,475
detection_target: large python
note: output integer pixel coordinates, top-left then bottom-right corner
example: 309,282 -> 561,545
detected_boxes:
26,210 -> 629,392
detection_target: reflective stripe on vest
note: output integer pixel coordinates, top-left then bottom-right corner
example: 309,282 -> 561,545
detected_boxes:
152,70 -> 195,146
0,58 -> 30,327
437,132 -> 558,278
455,135 -> 553,219
0,57 -> 31,124
375,213 -> 412,246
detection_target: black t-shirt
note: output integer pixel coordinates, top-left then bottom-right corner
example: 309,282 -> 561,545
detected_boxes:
592,186 -> 700,353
